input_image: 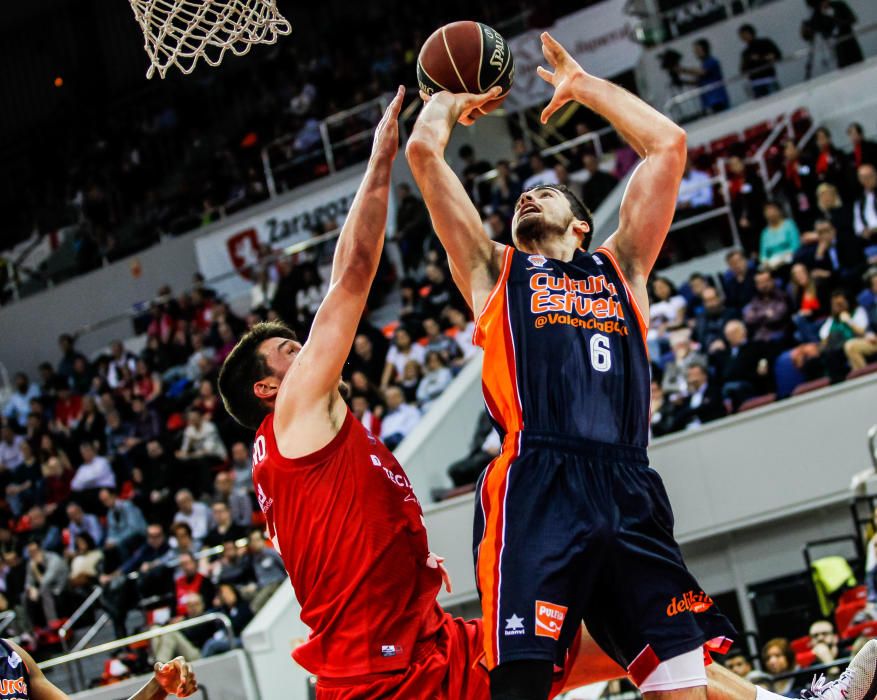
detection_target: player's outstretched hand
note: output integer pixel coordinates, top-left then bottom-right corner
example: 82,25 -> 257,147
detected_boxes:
419,87 -> 502,126
154,657 -> 198,697
371,86 -> 406,163
536,32 -> 588,124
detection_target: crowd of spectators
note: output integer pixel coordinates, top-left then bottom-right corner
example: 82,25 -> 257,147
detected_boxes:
646,116 -> 877,438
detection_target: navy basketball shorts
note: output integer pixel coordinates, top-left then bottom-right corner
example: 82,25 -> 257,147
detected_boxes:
472,431 -> 735,683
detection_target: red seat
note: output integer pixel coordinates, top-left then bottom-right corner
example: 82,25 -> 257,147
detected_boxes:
836,600 -> 867,636
847,362 -> 877,380
709,134 -> 741,158
791,377 -> 831,396
790,635 -> 811,654
841,619 -> 877,641
839,586 -> 868,607
796,649 -> 817,668
737,393 -> 777,413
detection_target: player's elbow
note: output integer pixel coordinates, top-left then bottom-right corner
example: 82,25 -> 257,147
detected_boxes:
657,127 -> 687,171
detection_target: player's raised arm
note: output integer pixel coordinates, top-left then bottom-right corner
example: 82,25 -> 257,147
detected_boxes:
537,32 -> 687,310
275,88 -> 404,414
405,89 -> 506,315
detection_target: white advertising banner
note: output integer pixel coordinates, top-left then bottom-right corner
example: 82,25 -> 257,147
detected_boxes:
505,0 -> 642,111
194,167 -> 366,300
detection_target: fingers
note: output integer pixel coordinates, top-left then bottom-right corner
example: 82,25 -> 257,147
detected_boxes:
540,94 -> 565,125
419,90 -> 431,103
536,65 -> 554,85
541,31 -> 563,64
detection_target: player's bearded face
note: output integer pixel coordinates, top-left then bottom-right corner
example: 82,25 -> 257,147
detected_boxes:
512,190 -> 572,246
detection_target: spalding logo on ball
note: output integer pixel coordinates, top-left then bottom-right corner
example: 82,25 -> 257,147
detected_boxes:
417,21 -> 515,115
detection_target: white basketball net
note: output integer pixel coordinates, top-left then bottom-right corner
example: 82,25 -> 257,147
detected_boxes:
130,0 -> 292,79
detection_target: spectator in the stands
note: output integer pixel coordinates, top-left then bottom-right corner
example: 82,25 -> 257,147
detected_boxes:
782,140 -> 818,230
819,289 -> 869,381
250,267 -> 277,313
661,329 -> 707,399
70,441 -> 116,499
205,583 -> 253,656
727,154 -> 767,255
744,269 -> 792,347
649,381 -> 676,439
381,327 -> 426,389
185,332 -> 216,383
140,439 -> 178,524
738,24 -> 782,97
170,521 -> 199,561
444,306 -> 478,363
490,160 -> 522,217
3,373 -> 40,427
379,386 -> 420,451
105,409 -> 136,463
682,273 -> 709,319
101,487 -> 147,558
522,153 -> 559,191
485,212 -> 513,249
203,501 -> 245,549
40,457 -> 71,518
677,157 -> 714,211
420,262 -> 459,317
422,317 -> 459,364
458,145 -> 492,205
847,123 -> 877,172
809,619 -> 840,667
395,183 -> 433,273
24,506 -> 62,554
580,153 -> 618,210
68,532 -> 103,593
174,551 -> 215,617
175,407 -> 227,494
65,502 -> 102,557
760,201 -> 801,273
762,637 -> 800,696
349,394 -> 378,439
24,539 -> 68,627
0,424 -> 24,472
399,361 -> 422,406
813,183 -> 858,256
246,530 -> 287,612
7,441 -> 40,516
710,319 -> 772,409
416,352 -> 453,412
680,38 -> 730,114
672,362 -> 726,431
789,262 -> 830,342
813,128 -> 847,195
693,286 -> 738,350
809,0 -> 863,69
723,650 -> 753,678
445,412 -> 500,490
853,164 -> 877,262
107,339 -> 138,390
722,249 -> 757,311
213,470 -> 252,528
347,333 -> 386,386
647,277 -> 687,357
56,333 -> 85,381
212,539 -> 253,588
173,489 -> 212,544
227,442 -> 252,493
53,381 -> 82,431
844,267 -> 877,369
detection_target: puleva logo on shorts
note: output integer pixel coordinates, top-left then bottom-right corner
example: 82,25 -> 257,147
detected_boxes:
667,590 -> 714,616
534,600 -> 568,640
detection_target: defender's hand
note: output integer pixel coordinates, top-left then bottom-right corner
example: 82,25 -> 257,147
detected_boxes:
371,86 -> 405,163
427,552 -> 453,593
420,87 -> 503,126
536,31 -> 588,124
154,657 -> 198,697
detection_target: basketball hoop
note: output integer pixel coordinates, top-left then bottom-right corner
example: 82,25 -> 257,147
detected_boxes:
129,0 -> 292,79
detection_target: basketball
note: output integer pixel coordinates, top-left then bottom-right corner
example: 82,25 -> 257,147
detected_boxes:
417,21 -> 515,115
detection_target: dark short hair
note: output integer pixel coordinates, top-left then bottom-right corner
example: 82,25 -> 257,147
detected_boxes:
694,38 -> 711,54
524,184 -> 595,249
218,321 -> 297,430
849,122 -> 864,136
172,522 -> 193,537
739,23 -> 755,35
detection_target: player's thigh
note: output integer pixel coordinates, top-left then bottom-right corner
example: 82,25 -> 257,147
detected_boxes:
475,448 -> 598,669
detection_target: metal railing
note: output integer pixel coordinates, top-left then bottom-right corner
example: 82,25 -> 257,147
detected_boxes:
41,612 -> 233,694
664,22 -> 877,120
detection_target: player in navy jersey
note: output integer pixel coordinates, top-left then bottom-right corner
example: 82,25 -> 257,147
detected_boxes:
407,32 -> 735,700
0,638 -> 196,699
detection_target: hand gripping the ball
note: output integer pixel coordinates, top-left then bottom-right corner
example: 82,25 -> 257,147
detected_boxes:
536,32 -> 589,124
418,86 -> 503,126
154,656 -> 198,697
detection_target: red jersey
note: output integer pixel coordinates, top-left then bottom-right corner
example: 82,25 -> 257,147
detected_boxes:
252,409 -> 444,679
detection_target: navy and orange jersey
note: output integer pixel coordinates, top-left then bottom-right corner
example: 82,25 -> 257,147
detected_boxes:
0,640 -> 28,700
252,410 -> 445,680
474,245 -> 650,448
